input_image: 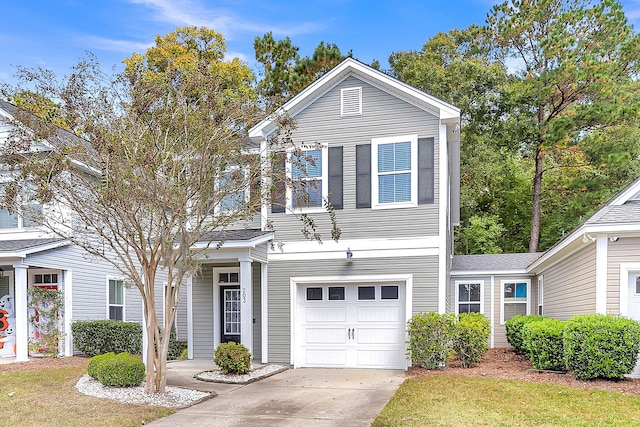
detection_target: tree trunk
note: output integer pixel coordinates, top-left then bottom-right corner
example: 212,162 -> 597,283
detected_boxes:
529,144 -> 544,253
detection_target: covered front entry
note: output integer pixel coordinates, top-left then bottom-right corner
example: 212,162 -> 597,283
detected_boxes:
295,281 -> 407,369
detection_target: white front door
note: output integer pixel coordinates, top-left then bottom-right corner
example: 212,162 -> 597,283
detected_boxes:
628,272 -> 640,377
296,283 -> 406,369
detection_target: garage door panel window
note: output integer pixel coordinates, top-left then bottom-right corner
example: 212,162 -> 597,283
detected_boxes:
329,287 -> 345,300
358,286 -> 375,300
381,286 -> 399,300
306,287 -> 323,301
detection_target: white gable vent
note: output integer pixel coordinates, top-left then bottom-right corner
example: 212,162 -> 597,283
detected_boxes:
341,86 -> 362,117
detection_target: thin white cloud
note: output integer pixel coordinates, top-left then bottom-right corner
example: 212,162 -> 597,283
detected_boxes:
84,36 -> 154,54
125,0 -> 324,39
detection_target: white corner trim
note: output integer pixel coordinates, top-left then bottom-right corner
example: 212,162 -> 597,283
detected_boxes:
490,275 -> 495,348
595,236 -> 608,314
438,124 -> 447,314
619,263 -> 640,316
261,263 -> 268,364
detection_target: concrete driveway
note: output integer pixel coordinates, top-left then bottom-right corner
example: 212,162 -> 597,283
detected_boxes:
147,361 -> 405,426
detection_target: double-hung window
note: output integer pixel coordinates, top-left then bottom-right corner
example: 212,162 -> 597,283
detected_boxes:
108,278 -> 125,321
217,168 -> 249,214
0,183 -> 42,229
456,281 -> 483,314
371,135 -> 418,208
289,147 -> 327,211
501,280 -> 529,323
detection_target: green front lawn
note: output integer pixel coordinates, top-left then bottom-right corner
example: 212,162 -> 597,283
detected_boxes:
373,374 -> 640,426
0,366 -> 174,426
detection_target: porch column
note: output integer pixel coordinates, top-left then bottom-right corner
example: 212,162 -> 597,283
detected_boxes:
62,270 -> 73,356
13,264 -> 28,362
261,262 -> 268,364
239,258 -> 253,354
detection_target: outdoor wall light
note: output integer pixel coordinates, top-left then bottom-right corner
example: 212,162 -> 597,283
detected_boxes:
346,248 -> 353,261
582,233 -> 596,243
609,236 -> 619,242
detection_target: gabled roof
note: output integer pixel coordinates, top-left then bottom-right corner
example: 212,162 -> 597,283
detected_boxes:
452,253 -> 543,275
528,176 -> 640,272
193,229 -> 273,249
248,57 -> 460,140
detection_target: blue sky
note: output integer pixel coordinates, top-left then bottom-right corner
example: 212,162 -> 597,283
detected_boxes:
1,0 -> 640,85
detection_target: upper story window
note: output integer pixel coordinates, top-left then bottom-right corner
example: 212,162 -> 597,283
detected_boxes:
371,135 -> 418,209
211,167 -> 249,215
288,147 -> 327,211
0,183 -> 42,229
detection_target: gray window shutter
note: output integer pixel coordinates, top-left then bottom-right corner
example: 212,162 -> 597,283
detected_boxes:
418,137 -> 434,204
356,144 -> 371,208
328,146 -> 343,209
271,152 -> 286,213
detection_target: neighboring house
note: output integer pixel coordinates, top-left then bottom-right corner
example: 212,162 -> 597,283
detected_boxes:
186,57 -> 461,369
0,100 -> 176,362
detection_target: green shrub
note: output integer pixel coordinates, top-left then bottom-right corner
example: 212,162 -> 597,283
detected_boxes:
505,315 -> 546,354
563,314 -> 640,380
522,318 -> 566,371
88,352 -> 145,387
72,320 -> 142,356
214,342 -> 251,374
453,312 -> 491,368
407,312 -> 456,369
167,328 -> 188,361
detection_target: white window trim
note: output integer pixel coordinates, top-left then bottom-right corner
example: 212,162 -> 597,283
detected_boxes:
454,280 -> 484,315
212,267 -> 241,348
537,276 -> 544,316
285,145 -> 328,214
106,276 -> 126,321
212,166 -> 251,216
341,86 -> 362,117
499,279 -> 530,325
371,134 -> 418,210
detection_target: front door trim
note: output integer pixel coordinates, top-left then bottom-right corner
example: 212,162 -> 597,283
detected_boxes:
212,267 -> 241,349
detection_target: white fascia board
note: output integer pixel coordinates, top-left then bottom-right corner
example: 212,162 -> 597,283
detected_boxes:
191,232 -> 273,250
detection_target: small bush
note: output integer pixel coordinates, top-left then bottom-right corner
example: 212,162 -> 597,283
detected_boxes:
214,342 -> 251,374
453,312 -> 491,368
167,328 -> 188,361
407,312 -> 456,369
563,314 -> 640,380
505,315 -> 546,354
72,320 -> 142,356
522,318 -> 566,371
88,352 -> 145,387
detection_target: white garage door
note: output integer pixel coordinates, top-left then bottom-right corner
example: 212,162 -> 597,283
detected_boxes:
296,283 -> 407,369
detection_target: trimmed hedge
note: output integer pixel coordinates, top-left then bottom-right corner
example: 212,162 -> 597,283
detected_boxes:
522,318 -> 566,371
72,320 -> 142,356
88,352 -> 145,387
505,315 -> 546,354
563,314 -> 640,380
407,312 -> 456,369
214,342 -> 251,374
453,312 -> 491,368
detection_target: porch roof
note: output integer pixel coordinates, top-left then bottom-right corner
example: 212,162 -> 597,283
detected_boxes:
0,238 -> 67,255
195,229 -> 273,248
452,253 -> 543,275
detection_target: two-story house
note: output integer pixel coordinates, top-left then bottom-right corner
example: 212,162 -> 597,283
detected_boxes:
185,58 -> 461,369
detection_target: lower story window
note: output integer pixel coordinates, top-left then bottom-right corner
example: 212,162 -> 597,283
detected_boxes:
503,281 -> 528,322
458,282 -> 481,314
108,279 -> 124,321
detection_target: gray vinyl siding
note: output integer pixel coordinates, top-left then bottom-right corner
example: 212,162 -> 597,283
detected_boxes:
268,76 -> 441,242
251,243 -> 268,263
539,244 -> 596,320
191,266 -> 214,358
266,255 -> 439,364
175,282 -> 188,341
24,245 -> 146,323
607,237 -> 640,315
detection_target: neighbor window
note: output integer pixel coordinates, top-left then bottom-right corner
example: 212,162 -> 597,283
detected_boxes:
457,282 -> 482,314
372,135 -> 417,208
290,148 -> 325,209
502,281 -> 529,323
0,183 -> 42,229
108,279 -> 124,321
